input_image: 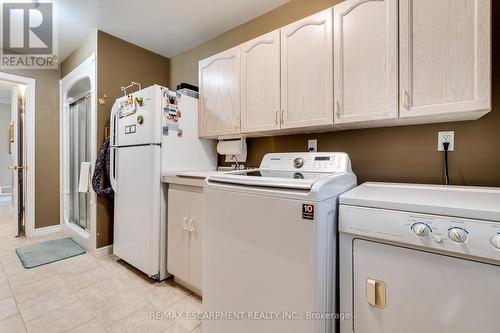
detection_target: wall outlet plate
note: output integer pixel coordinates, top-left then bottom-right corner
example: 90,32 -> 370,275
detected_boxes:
438,131 -> 455,151
308,139 -> 317,152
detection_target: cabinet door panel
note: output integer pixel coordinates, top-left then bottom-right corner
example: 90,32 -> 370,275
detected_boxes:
188,191 -> 203,291
400,0 -> 491,118
199,47 -> 240,137
281,8 -> 333,129
241,30 -> 281,133
334,0 -> 398,124
167,189 -> 190,282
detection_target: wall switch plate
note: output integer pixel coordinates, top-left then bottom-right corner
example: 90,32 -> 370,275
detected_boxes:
438,131 -> 455,151
308,139 -> 317,152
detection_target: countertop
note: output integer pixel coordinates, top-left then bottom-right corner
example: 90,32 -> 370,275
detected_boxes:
162,170 -> 229,187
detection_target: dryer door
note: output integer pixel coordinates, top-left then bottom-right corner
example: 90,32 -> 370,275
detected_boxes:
352,239 -> 500,333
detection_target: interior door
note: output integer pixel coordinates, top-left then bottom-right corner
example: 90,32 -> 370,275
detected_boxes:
334,0 -> 398,125
353,239 -> 500,333
10,87 -> 24,236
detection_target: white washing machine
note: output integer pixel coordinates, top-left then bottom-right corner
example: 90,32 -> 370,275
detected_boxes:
339,182 -> 500,333
203,152 -> 357,333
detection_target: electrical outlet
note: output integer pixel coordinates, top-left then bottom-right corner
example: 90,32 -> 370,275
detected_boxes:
438,131 -> 455,151
308,139 -> 317,152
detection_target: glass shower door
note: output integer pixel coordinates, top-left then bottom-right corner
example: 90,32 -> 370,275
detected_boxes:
69,95 -> 91,230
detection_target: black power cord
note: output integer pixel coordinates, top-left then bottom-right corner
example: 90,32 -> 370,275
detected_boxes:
443,142 -> 450,186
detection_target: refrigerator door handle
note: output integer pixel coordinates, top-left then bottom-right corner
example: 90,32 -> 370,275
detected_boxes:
110,101 -> 119,146
110,146 -> 118,192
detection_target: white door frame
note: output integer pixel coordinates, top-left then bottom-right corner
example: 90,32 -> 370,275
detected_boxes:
0,72 -> 36,237
59,53 -> 97,251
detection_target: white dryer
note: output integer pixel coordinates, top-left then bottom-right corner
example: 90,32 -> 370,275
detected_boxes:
339,182 -> 500,333
203,152 -> 357,333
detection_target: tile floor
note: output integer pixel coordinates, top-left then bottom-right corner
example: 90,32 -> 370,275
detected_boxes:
0,197 -> 202,333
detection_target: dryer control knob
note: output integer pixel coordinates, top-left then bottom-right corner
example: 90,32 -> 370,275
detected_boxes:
490,234 -> 500,250
448,228 -> 468,244
412,223 -> 431,237
293,157 -> 304,169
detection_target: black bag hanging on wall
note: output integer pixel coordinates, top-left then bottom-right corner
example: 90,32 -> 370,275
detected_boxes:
92,137 -> 114,195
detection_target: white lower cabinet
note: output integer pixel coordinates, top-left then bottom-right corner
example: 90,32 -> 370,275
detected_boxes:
167,185 -> 203,294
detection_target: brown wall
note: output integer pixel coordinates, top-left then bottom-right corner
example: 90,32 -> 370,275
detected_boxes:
170,0 -> 500,187
3,69 -> 60,228
60,31 -> 97,78
96,31 -> 170,248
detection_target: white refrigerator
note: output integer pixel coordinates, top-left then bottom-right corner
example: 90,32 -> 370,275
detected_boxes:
110,85 -> 216,280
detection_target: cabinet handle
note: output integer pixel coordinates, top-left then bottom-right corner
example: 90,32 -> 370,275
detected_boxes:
188,219 -> 195,233
183,218 -> 189,231
366,279 -> 386,309
234,116 -> 239,130
275,110 -> 279,126
281,110 -> 284,125
336,101 -> 341,118
402,89 -> 410,110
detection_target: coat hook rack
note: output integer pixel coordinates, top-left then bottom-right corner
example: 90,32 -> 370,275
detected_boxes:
120,82 -> 142,96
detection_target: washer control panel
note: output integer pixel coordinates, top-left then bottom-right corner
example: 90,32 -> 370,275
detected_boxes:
260,152 -> 350,173
339,205 -> 500,262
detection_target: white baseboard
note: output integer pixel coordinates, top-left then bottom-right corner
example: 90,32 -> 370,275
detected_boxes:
30,224 -> 63,237
92,245 -> 113,258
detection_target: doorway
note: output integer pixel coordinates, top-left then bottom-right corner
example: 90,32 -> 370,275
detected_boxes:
68,91 -> 91,230
60,54 -> 97,251
0,79 -> 29,237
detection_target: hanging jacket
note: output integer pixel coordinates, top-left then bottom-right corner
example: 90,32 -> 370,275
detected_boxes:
92,137 -> 114,195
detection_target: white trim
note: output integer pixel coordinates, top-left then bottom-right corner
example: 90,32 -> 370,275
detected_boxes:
92,245 -> 114,259
59,53 -> 97,251
0,72 -> 36,238
0,97 -> 10,105
30,224 -> 63,237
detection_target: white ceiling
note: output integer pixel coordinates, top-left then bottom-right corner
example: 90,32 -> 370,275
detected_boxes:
57,0 -> 288,61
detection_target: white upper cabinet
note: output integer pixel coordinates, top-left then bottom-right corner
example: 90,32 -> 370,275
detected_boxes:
198,46 -> 241,137
240,30 -> 281,133
399,0 -> 491,120
280,8 -> 334,129
334,0 -> 398,125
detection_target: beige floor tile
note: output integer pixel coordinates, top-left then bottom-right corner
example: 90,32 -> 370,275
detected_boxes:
0,296 -> 19,320
0,270 -> 7,285
63,266 -> 113,291
3,260 -> 26,276
0,314 -> 27,333
145,280 -> 190,309
77,278 -> 149,327
47,254 -> 99,277
18,286 -> 77,322
0,253 -> 21,267
7,267 -> 54,289
11,275 -> 67,303
68,319 -> 106,333
191,324 -> 202,333
163,296 -> 202,332
0,282 -> 12,300
165,323 -> 194,333
106,304 -> 178,333
24,300 -> 94,333
118,267 -> 159,292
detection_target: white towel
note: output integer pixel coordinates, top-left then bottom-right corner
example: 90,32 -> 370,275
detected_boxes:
78,162 -> 91,193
